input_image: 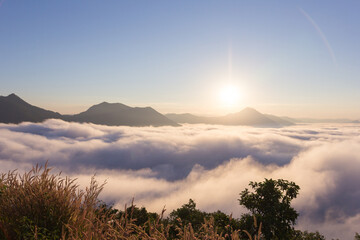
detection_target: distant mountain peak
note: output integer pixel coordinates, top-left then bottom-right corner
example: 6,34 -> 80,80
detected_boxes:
6,93 -> 22,100
0,93 -> 61,124
225,107 -> 262,118
69,101 -> 178,126
96,101 -> 120,106
8,93 -> 19,97
166,107 -> 289,127
86,102 -> 131,113
99,101 -> 110,105
3,93 -> 28,105
240,107 -> 260,114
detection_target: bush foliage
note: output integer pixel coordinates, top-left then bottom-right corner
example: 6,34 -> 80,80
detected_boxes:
239,179 -> 300,240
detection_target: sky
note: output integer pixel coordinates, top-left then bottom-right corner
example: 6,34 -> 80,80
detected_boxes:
1,0 -> 360,118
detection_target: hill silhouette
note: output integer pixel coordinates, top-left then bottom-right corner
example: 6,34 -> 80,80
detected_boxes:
64,102 -> 179,127
6,93 -> 353,127
0,94 -> 179,127
0,94 -> 62,124
166,108 -> 293,127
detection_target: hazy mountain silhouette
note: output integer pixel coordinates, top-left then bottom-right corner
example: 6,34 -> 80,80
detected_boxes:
3,94 -> 355,127
0,94 -> 179,127
264,114 -> 294,126
166,108 -> 293,127
218,108 -> 283,127
0,94 -> 62,123
64,102 -> 179,127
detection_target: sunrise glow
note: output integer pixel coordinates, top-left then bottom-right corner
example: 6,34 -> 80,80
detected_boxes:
219,84 -> 241,107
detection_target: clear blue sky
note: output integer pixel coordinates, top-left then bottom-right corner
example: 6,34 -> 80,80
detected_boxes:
1,0 -> 360,118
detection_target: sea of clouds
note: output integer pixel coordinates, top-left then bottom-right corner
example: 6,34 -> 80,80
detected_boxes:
1,119 -> 360,239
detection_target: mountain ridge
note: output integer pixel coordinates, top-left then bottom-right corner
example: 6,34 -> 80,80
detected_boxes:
0,93 -> 62,124
0,94 -> 179,127
165,107 -> 291,127
2,94 -> 357,127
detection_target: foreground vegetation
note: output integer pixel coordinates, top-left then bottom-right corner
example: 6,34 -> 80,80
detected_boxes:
0,163 -> 348,239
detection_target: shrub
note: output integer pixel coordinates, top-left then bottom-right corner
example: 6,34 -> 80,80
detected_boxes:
239,178 -> 300,240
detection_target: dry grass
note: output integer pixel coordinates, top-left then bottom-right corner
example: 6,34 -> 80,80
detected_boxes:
0,163 -> 262,240
242,216 -> 262,240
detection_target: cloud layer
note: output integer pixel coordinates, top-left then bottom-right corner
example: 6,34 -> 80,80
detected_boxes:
1,119 -> 360,239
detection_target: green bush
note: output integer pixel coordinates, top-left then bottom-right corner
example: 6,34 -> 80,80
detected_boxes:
239,179 -> 300,240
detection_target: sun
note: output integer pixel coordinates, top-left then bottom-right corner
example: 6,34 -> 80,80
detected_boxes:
219,84 -> 241,107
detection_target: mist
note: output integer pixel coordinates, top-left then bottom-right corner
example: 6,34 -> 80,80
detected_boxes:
0,119 -> 359,239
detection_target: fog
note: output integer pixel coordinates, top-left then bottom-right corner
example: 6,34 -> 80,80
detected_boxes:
1,119 -> 359,239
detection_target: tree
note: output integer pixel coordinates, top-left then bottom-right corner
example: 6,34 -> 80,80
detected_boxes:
239,178 -> 300,240
120,206 -> 158,226
168,199 -> 243,239
169,199 -> 207,229
291,230 -> 326,240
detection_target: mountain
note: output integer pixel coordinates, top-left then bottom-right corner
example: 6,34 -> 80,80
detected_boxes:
264,114 -> 294,126
217,108 -> 282,127
64,102 -> 179,127
166,108 -> 293,127
0,93 -> 62,124
0,94 -> 179,127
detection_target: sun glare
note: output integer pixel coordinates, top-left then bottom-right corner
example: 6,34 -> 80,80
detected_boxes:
219,85 -> 241,107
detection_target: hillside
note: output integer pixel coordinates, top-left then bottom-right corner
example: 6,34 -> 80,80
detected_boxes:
0,94 -> 62,124
0,94 -> 179,127
64,102 -> 179,127
166,107 -> 293,127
